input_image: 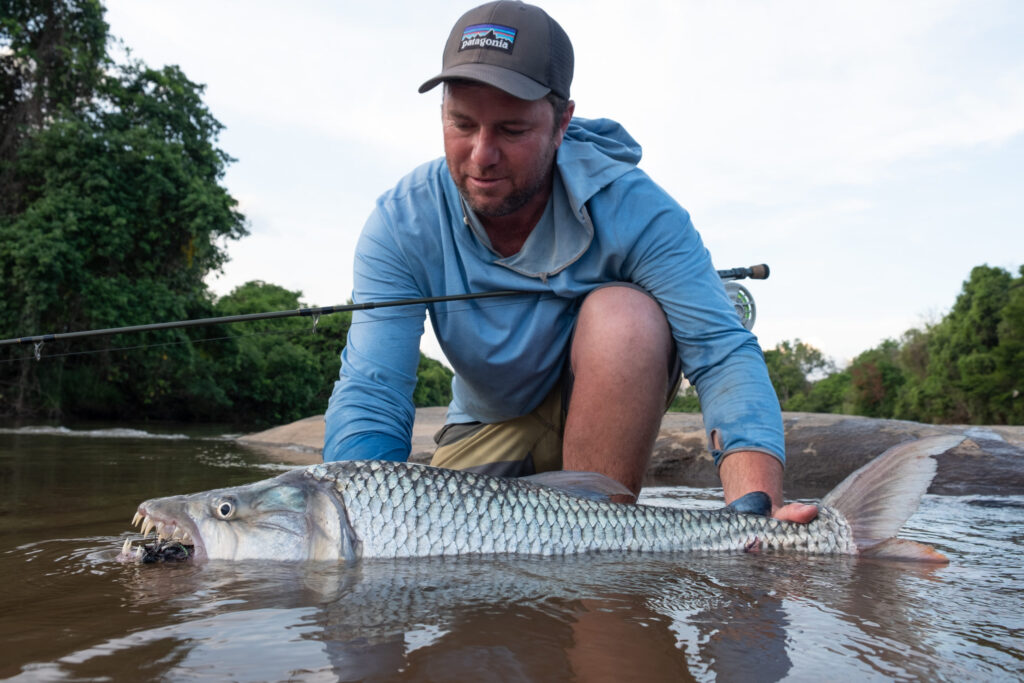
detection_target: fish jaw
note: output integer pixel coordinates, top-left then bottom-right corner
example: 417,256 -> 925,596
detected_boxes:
120,506 -> 204,563
122,468 -> 350,562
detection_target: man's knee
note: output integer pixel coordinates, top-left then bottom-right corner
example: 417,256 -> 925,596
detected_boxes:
573,283 -> 673,365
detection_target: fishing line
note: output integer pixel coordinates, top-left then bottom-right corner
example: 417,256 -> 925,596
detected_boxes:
0,333 -> 243,364
0,293 -> 556,365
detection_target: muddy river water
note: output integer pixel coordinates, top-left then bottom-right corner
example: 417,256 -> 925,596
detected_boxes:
1,426 -> 1021,681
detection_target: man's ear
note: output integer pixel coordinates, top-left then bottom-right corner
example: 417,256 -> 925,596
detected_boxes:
555,100 -> 575,147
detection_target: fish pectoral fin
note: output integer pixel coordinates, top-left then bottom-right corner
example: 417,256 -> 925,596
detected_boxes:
521,471 -> 633,501
859,538 -> 949,564
725,491 -> 772,516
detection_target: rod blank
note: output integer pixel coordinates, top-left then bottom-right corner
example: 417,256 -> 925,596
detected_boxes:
0,290 -> 528,347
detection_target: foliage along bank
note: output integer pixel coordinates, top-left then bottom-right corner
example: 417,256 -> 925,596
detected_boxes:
0,0 -> 451,425
674,264 -> 1023,426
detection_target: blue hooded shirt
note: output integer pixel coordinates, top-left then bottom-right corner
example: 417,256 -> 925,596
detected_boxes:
324,117 -> 784,467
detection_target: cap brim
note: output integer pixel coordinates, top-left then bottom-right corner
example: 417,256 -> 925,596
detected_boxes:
418,63 -> 550,100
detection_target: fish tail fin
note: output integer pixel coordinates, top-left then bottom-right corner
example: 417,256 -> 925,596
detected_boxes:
859,538 -> 950,562
821,435 -> 964,562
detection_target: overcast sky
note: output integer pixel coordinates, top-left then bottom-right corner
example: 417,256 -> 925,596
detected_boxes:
102,0 -> 1023,367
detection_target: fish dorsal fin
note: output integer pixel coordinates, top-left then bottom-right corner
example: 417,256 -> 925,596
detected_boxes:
521,471 -> 633,501
822,435 -> 964,551
725,491 -> 772,516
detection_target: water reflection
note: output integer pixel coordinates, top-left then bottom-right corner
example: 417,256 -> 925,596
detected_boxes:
91,552 -> 945,682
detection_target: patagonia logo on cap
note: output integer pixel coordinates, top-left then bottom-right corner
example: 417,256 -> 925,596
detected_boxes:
459,23 -> 517,53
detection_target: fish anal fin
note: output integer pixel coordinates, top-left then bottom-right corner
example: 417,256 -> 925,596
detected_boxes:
522,471 -> 633,501
860,538 -> 949,564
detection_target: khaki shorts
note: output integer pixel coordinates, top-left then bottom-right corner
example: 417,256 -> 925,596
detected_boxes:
431,351 -> 682,478
431,379 -> 566,477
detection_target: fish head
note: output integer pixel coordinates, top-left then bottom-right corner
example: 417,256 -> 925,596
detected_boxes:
126,467 -> 355,562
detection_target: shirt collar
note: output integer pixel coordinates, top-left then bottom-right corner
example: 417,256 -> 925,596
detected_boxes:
461,168 -> 594,281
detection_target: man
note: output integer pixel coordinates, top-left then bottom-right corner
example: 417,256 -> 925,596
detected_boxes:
325,0 -> 816,523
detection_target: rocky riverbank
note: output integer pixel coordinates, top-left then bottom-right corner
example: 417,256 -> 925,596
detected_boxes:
237,410 -> 1024,497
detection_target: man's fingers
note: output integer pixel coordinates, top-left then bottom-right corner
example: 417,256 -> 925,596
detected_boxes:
772,502 -> 819,524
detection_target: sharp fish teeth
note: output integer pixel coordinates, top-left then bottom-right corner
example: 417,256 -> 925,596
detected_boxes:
125,512 -> 195,561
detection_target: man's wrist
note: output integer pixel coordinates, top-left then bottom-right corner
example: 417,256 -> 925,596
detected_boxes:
718,449 -> 785,509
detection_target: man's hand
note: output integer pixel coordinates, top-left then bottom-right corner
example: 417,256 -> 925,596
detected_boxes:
719,449 -> 818,524
773,502 -> 819,523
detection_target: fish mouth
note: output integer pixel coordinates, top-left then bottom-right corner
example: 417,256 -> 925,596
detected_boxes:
119,508 -> 204,564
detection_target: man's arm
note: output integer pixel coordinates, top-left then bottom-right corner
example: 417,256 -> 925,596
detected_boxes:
719,450 -> 818,523
322,205 -> 426,463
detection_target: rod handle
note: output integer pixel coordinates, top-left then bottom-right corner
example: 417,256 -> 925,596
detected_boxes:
748,263 -> 770,280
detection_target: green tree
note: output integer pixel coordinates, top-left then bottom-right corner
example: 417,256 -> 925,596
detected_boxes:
785,370 -> 851,414
413,354 -> 455,408
901,265 -> 1022,424
997,267 -> 1024,423
1,0 -> 108,211
0,2 -> 455,424
671,266 -> 1023,423
762,339 -> 834,407
211,281 -> 453,425
671,339 -> 844,414
207,281 -> 350,425
846,339 -> 906,418
0,0 -> 246,418
668,383 -> 701,412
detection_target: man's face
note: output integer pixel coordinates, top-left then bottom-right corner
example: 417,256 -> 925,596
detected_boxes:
442,82 -> 571,221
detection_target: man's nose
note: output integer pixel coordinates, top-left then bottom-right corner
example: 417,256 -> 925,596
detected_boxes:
470,128 -> 500,167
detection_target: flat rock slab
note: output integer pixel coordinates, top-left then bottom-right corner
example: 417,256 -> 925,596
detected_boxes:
238,410 -> 1024,497
236,408 -> 447,465
652,412 -> 1024,498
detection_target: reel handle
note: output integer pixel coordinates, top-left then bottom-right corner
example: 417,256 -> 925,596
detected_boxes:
748,263 -> 770,280
716,264 -> 770,281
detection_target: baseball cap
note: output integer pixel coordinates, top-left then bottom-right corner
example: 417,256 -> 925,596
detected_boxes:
418,1 -> 573,100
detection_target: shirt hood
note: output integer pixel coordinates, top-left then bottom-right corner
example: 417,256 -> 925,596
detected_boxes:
557,117 -> 643,217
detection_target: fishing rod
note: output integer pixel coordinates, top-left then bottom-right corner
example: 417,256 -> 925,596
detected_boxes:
0,264 -> 771,350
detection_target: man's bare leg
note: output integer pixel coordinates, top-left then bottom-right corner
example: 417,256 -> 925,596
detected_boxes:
562,284 -> 818,521
562,285 -> 674,500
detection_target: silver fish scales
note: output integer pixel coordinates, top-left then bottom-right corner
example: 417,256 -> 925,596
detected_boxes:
314,460 -> 856,557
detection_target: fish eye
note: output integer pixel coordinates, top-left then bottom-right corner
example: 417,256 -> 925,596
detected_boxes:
215,500 -> 235,519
